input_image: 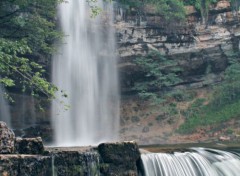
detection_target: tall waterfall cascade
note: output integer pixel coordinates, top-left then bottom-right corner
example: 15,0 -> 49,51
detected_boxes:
52,0 -> 119,146
0,83 -> 11,127
141,148 -> 240,176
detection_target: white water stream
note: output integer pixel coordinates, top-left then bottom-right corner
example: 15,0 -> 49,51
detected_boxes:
141,148 -> 240,176
52,0 -> 119,146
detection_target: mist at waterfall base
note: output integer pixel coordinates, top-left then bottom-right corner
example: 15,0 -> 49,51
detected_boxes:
141,148 -> 240,176
52,0 -> 119,146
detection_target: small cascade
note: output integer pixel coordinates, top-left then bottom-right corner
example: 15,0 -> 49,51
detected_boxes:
0,83 -> 11,127
141,148 -> 240,176
51,155 -> 56,176
85,152 -> 101,176
50,150 -> 100,176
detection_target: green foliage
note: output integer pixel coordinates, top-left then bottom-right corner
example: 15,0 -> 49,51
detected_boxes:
183,0 -> 216,25
199,0 -> 216,24
178,54 -> 240,134
133,50 -> 182,103
119,0 -> 186,23
0,0 -> 62,55
210,64 -> 240,108
87,0 -> 113,17
0,0 -> 61,100
165,89 -> 195,102
230,0 -> 240,11
0,38 -> 57,98
87,0 -> 103,17
183,0 -> 197,6
148,0 -> 186,21
119,0 -> 143,8
226,128 -> 234,134
178,99 -> 240,134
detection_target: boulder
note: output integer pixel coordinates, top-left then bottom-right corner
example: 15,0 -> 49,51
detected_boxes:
215,0 -> 230,10
98,141 -> 140,176
0,155 -> 51,176
15,137 -> 44,154
0,121 -> 15,154
49,150 -> 100,176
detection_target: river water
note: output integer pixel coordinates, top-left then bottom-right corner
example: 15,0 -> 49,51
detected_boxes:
141,147 -> 240,176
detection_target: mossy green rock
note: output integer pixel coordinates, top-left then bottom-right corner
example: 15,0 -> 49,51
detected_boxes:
98,141 -> 140,176
15,137 -> 44,154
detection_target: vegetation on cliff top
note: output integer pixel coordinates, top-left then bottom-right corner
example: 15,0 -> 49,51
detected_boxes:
119,0 -> 186,23
119,0 -> 240,27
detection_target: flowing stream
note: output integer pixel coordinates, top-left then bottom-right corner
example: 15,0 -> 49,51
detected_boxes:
141,148 -> 240,176
52,0 -> 119,146
0,83 -> 11,127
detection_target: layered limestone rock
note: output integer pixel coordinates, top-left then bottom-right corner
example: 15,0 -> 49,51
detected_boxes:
116,0 -> 240,93
115,0 -> 240,145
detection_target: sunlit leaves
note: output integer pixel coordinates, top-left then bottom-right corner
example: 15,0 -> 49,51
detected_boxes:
0,78 -> 15,87
0,0 -> 62,102
0,38 -> 57,98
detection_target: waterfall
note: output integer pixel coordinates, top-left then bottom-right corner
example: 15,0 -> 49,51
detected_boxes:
0,83 -> 11,127
52,0 -> 119,146
141,148 -> 240,176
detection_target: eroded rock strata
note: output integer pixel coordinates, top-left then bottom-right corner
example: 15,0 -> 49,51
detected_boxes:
117,0 -> 240,144
117,0 -> 238,93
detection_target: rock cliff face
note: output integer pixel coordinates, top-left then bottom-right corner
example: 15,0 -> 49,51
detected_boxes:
116,0 -> 239,93
116,0 -> 240,144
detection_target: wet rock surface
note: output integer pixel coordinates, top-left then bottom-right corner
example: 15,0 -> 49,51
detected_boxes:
15,137 -> 44,154
0,123 -> 141,176
0,140 -> 142,176
0,122 -> 15,154
0,122 -> 51,175
49,150 -> 100,176
116,1 -> 240,94
0,121 -> 238,176
98,141 -> 141,176
0,155 -> 51,176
